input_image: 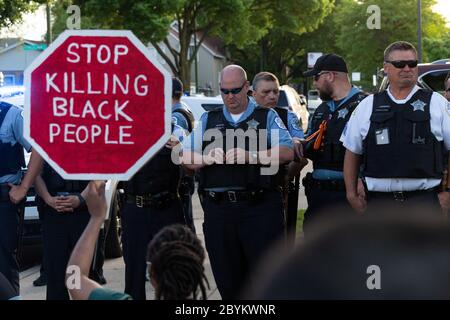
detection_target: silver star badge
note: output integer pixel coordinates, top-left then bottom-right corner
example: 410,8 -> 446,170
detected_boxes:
411,99 -> 426,112
337,108 -> 349,119
247,119 -> 259,130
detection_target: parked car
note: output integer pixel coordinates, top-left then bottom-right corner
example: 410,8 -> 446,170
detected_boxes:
307,89 -> 322,114
0,92 -> 123,261
278,85 -> 309,133
378,59 -> 450,94
181,94 -> 224,123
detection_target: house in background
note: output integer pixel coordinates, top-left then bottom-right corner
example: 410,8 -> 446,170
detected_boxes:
0,38 -> 47,86
0,30 -> 228,96
148,23 -> 228,96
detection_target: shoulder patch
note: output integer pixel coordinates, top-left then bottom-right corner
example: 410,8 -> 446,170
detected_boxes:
275,116 -> 287,130
171,116 -> 178,125
290,116 -> 302,131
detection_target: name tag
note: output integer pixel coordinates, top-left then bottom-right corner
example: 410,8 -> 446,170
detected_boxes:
375,128 -> 390,145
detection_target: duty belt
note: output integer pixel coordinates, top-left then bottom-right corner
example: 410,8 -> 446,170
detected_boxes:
368,186 -> 440,202
200,189 -> 266,203
302,173 -> 346,192
126,191 -> 179,209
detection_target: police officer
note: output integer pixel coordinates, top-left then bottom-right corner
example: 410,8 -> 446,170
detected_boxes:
251,71 -> 306,243
0,101 -> 43,295
251,72 -> 305,162
342,41 -> 450,214
183,65 -> 294,299
302,54 -> 367,232
172,77 -> 196,232
120,124 -> 187,300
34,162 -> 90,299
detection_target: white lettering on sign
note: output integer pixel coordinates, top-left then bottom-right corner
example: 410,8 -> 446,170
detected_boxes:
51,97 -> 133,121
46,41 -> 145,146
66,43 -> 129,64
44,72 -> 148,95
49,123 -> 134,145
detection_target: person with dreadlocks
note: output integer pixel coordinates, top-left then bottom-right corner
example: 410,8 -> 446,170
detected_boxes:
65,181 -> 209,300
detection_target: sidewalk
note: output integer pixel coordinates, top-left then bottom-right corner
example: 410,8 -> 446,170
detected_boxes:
19,162 -> 311,300
19,191 -> 221,300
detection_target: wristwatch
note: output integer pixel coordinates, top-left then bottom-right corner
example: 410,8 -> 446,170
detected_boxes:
76,194 -> 86,208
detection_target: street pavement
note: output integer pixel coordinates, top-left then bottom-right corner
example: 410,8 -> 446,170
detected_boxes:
19,162 -> 312,300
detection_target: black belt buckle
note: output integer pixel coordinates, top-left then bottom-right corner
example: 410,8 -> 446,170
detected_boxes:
227,191 -> 237,203
393,192 -> 406,202
135,195 -> 144,208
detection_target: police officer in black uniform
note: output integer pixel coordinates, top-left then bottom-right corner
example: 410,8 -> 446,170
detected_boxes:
302,54 -> 367,232
120,124 -> 186,300
251,71 -> 307,244
34,162 -> 91,300
342,41 -> 450,214
183,65 -> 294,299
0,101 -> 43,295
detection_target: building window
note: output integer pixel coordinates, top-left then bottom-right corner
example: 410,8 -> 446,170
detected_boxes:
4,74 -> 15,86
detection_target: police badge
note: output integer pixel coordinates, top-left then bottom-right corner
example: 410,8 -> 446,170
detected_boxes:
411,99 -> 426,112
247,119 -> 259,130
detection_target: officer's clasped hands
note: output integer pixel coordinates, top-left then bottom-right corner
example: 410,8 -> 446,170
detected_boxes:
54,195 -> 83,213
204,148 -> 224,165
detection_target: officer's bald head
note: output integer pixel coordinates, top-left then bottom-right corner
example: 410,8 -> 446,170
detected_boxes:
220,65 -> 247,84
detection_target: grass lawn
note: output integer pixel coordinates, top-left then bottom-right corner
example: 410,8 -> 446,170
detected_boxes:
296,209 -> 306,237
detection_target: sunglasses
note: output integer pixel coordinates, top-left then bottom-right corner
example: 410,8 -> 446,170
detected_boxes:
314,72 -> 331,81
446,88 -> 450,92
220,83 -> 246,95
385,60 -> 418,69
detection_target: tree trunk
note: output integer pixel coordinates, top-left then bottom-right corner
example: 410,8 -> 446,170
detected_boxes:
179,55 -> 192,94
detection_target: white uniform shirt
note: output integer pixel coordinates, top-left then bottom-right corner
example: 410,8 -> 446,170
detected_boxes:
340,85 -> 450,192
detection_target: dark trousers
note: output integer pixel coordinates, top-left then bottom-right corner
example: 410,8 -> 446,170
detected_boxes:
121,199 -> 185,300
0,271 -> 17,300
0,200 -> 20,295
201,191 -> 285,300
42,207 -> 90,300
366,189 -> 444,217
303,187 -> 354,236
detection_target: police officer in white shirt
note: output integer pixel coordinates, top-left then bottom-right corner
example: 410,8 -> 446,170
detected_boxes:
341,41 -> 450,214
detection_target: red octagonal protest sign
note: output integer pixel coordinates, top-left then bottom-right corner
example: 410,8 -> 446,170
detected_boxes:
24,30 -> 172,180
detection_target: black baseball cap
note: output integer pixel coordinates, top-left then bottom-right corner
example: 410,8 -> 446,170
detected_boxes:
303,54 -> 348,77
172,77 -> 183,97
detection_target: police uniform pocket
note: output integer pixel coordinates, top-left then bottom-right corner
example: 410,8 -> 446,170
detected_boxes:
402,111 -> 430,145
370,112 -> 394,145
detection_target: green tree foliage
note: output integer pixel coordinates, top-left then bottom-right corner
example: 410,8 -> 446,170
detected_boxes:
228,0 -> 334,84
333,0 -> 449,89
0,0 -> 42,29
51,0 -> 273,90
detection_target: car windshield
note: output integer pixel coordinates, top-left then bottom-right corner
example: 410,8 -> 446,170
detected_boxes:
420,70 -> 449,95
277,90 -> 289,107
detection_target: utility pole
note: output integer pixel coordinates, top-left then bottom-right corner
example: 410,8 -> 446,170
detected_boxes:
417,0 -> 422,63
46,2 -> 52,45
194,19 -> 199,94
